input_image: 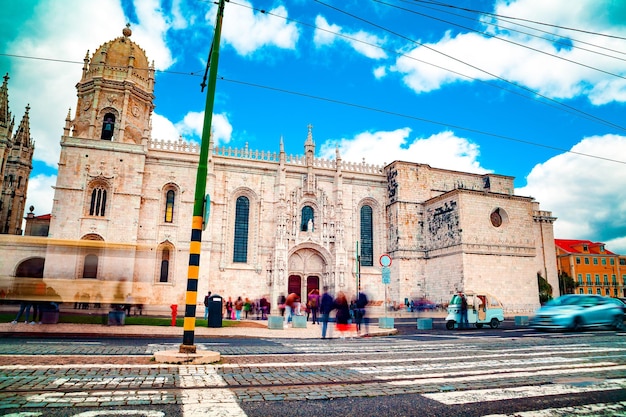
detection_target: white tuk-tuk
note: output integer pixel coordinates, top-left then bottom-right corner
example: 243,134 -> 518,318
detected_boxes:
445,291 -> 505,330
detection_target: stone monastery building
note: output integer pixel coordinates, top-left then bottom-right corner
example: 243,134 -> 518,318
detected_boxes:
17,28 -> 559,313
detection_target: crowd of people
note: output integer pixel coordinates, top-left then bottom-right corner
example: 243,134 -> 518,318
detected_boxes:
205,295 -> 271,321
208,288 -> 370,338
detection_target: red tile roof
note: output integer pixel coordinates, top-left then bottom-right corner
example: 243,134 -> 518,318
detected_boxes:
555,239 -> 616,255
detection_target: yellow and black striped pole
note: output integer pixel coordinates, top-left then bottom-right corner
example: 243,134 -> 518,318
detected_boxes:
180,0 -> 226,354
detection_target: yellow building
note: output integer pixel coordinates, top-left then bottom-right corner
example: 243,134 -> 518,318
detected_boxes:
555,239 -> 625,298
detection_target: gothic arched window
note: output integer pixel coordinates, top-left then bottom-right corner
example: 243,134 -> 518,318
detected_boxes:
164,190 -> 175,223
360,205 -> 373,266
301,205 -> 314,231
233,196 -> 249,263
83,254 -> 98,278
160,248 -> 170,282
101,113 -> 115,140
89,186 -> 107,216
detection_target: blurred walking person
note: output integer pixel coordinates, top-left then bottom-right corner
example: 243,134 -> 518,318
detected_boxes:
320,287 -> 334,339
355,291 -> 369,336
334,291 -> 352,338
307,289 -> 320,324
11,300 -> 32,324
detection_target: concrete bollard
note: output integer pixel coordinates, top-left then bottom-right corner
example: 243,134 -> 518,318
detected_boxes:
292,315 -> 307,328
267,315 -> 284,330
379,317 -> 395,329
417,318 -> 433,330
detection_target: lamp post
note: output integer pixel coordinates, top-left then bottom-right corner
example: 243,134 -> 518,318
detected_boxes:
179,0 -> 226,354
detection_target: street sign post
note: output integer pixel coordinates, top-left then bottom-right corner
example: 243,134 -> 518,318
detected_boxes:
379,254 -> 392,319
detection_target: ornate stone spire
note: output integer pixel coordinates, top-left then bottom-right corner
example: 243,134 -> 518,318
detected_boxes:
13,104 -> 33,148
0,73 -> 10,129
304,124 -> 315,167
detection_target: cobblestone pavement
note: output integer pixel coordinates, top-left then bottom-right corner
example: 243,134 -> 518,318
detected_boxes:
1,327 -> 626,416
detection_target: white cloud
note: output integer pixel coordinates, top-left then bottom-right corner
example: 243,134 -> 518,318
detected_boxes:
127,0 -> 175,70
6,0 -> 125,168
5,0 -> 175,170
314,15 -> 387,60
318,128 -> 488,174
166,111 -> 232,146
24,173 -> 57,216
209,0 -> 299,56
392,0 -> 626,103
152,113 -> 181,141
211,113 -> 233,146
516,134 -> 626,254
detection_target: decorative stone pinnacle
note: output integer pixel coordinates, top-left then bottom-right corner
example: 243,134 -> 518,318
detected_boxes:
123,23 -> 132,38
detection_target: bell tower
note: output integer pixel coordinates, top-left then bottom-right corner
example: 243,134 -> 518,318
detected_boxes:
49,25 -> 154,244
70,24 -> 155,145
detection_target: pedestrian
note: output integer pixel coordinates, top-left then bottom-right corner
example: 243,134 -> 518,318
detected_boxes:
294,295 -> 302,316
349,298 -> 357,322
234,296 -> 244,320
355,291 -> 369,335
244,297 -> 251,319
225,297 -> 233,320
334,291 -> 352,338
460,292 -> 469,329
278,294 -> 286,316
307,289 -> 320,324
203,291 -> 211,320
11,300 -> 33,324
284,292 -> 298,325
259,296 -> 269,320
31,301 -> 42,325
319,287 -> 334,339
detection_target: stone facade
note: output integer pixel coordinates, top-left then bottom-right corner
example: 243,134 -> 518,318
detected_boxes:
0,74 -> 34,235
0,29 -> 559,314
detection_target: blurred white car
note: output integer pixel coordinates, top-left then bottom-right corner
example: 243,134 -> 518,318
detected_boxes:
530,294 -> 624,331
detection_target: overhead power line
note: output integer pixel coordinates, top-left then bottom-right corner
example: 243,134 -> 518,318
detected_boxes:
313,0 -> 626,132
414,0 -> 626,41
391,0 -> 626,62
2,10 -> 625,166
229,0 -> 625,133
375,0 -> 626,80
219,76 -> 626,166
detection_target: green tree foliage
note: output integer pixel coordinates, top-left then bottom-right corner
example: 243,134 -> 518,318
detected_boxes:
558,272 -> 578,295
538,273 -> 553,304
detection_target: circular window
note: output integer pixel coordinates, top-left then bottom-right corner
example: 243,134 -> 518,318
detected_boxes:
490,208 -> 507,228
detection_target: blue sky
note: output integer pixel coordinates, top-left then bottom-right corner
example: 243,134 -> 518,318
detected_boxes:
1,0 -> 626,253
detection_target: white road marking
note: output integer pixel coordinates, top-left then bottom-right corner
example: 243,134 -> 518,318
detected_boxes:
483,401 -> 626,416
351,357 -> 591,374
388,365 -> 626,386
73,412 -> 165,416
179,366 -> 247,417
423,379 -> 626,405
26,341 -> 102,345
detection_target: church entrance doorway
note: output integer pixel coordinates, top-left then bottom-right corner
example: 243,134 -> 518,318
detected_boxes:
287,247 -> 327,301
307,276 -> 319,296
288,275 -> 301,297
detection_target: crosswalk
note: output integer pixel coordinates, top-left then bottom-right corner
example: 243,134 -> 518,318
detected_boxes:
229,336 -> 626,415
2,336 -> 626,416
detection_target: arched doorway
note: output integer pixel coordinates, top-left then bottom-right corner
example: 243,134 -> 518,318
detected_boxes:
307,276 -> 319,296
288,275 -> 301,297
15,257 -> 45,278
287,247 -> 327,299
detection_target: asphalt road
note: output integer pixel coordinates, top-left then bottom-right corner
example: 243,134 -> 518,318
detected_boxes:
1,324 -> 626,416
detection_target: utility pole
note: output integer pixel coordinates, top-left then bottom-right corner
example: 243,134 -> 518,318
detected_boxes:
179,0 -> 226,354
